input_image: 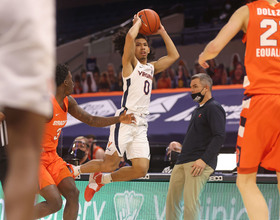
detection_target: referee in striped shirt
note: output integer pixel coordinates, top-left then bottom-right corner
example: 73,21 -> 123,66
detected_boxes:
0,112 -> 8,189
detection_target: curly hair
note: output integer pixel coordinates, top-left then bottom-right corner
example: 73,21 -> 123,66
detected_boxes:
113,27 -> 155,61
56,64 -> 69,87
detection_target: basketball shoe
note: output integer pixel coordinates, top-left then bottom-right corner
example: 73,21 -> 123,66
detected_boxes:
84,172 -> 104,202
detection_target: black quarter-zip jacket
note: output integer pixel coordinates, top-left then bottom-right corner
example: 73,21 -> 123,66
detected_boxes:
176,98 -> 226,170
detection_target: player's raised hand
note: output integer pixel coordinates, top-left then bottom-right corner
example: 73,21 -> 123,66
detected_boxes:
198,52 -> 209,69
133,14 -> 141,26
152,23 -> 165,35
119,110 -> 136,124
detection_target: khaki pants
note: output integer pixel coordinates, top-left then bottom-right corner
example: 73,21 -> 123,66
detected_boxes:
166,161 -> 214,220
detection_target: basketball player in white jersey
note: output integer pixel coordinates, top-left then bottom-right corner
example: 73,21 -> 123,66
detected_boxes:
72,14 -> 179,201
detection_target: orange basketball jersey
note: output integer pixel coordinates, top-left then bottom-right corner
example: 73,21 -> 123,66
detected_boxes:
88,146 -> 103,160
243,1 -> 280,95
41,96 -> 69,152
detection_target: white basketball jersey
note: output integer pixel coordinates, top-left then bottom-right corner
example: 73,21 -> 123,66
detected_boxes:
121,61 -> 154,115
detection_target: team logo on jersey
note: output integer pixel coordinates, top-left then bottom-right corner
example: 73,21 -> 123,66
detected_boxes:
138,70 -> 153,80
53,120 -> 67,126
106,141 -> 113,151
114,191 -> 144,220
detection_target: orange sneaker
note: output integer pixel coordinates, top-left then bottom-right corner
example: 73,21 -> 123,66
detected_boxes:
84,172 -> 104,202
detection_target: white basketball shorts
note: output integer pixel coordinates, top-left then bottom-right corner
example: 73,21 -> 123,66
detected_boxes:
0,0 -> 55,117
105,109 -> 150,160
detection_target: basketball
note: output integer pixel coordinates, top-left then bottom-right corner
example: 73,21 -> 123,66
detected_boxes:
138,9 -> 160,35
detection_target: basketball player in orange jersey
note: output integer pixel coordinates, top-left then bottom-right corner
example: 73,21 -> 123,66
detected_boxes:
198,1 -> 280,219
72,13 -> 179,202
34,64 -> 135,220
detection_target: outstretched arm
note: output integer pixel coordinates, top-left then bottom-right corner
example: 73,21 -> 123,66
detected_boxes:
68,96 -> 135,127
122,15 -> 142,77
198,5 -> 248,68
152,24 -> 180,74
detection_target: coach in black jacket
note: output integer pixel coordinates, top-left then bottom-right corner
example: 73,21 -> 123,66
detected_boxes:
166,73 -> 226,220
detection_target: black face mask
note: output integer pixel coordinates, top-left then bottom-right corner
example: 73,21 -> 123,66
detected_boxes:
169,151 -> 180,168
191,88 -> 205,103
74,149 -> 85,159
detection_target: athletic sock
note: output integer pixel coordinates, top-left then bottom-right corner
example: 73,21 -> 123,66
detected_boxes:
102,173 -> 112,184
73,165 -> 81,177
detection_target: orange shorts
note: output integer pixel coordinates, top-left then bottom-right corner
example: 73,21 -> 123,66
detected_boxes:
39,150 -> 72,190
236,95 -> 280,174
